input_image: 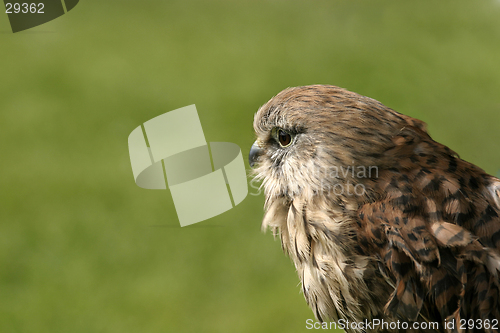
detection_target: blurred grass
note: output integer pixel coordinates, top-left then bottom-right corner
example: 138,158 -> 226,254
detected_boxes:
1,1 -> 500,332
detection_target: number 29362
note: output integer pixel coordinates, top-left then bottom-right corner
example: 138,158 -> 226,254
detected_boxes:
5,3 -> 45,14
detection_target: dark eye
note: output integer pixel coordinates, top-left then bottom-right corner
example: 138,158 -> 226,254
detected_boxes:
278,129 -> 292,147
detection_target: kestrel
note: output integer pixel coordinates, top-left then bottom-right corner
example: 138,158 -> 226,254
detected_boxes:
250,85 -> 500,332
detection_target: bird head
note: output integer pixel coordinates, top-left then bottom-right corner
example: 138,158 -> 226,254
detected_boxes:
249,84 -> 429,204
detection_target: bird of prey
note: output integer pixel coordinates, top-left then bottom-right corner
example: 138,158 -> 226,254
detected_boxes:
249,85 -> 500,332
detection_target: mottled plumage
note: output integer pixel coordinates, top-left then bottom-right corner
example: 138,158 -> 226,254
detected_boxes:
250,85 -> 500,332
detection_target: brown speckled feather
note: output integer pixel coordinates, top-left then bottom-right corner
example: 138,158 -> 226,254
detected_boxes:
251,85 -> 500,332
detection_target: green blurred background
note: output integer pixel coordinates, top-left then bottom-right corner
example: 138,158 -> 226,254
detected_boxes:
1,1 -> 500,332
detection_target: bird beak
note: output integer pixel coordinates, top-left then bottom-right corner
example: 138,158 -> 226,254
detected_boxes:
249,140 -> 264,168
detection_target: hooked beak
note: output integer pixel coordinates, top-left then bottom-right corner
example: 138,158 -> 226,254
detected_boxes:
249,141 -> 264,168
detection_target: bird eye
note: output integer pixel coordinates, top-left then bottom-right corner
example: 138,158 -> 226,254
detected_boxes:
277,129 -> 292,147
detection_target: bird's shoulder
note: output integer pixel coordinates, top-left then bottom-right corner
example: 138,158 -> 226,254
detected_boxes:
354,128 -> 500,324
